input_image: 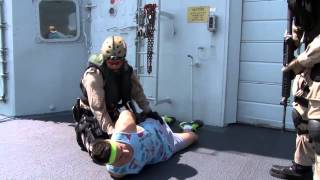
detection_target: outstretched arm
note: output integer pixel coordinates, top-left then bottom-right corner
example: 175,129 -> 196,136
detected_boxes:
108,110 -> 143,178
82,68 -> 114,134
114,110 -> 140,133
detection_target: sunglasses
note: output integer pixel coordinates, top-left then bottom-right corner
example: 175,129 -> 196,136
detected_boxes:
107,56 -> 124,61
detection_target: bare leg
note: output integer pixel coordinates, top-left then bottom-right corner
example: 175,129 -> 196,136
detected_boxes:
171,120 -> 203,153
177,131 -> 198,146
315,154 -> 320,180
172,131 -> 198,153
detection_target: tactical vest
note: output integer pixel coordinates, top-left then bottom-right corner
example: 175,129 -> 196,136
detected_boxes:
80,61 -> 133,112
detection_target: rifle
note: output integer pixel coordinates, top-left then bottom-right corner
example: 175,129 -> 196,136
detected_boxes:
280,9 -> 295,131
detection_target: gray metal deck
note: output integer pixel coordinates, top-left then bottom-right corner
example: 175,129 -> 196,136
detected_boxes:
0,112 -> 295,180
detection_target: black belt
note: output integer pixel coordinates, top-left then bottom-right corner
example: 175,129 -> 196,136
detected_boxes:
294,96 -> 309,108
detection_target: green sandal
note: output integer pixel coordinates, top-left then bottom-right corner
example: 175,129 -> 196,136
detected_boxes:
179,120 -> 203,132
162,115 -> 176,125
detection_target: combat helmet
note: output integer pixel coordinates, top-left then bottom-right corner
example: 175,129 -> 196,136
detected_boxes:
101,35 -> 127,60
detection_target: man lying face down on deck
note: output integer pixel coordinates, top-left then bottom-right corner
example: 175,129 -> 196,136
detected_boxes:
88,110 -> 203,178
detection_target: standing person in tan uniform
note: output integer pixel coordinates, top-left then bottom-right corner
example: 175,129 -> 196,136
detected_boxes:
73,35 -> 163,154
270,0 -> 320,179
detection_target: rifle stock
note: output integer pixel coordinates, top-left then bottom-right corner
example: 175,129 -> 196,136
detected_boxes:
280,9 -> 295,131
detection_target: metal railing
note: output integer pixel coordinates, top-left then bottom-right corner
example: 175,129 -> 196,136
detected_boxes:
0,0 -> 7,103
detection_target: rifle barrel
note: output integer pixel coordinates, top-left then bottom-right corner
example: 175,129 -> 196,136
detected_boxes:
280,9 -> 294,131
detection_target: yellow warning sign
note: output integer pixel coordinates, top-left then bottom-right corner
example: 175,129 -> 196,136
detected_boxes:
187,6 -> 209,23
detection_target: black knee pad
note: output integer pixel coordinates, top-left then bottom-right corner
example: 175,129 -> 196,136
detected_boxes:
292,109 -> 308,135
308,119 -> 320,155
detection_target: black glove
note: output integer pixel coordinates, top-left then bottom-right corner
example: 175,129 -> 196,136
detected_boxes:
146,111 -> 164,124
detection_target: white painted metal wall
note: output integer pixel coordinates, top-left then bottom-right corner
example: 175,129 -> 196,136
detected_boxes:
0,0 -> 244,128
238,0 -> 294,129
0,0 -> 89,116
90,0 -> 240,126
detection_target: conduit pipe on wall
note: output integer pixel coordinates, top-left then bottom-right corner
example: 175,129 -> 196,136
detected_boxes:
187,55 -> 194,121
187,54 -> 200,121
0,0 -> 7,103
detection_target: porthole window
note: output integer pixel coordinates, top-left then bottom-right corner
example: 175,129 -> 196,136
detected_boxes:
37,0 -> 80,42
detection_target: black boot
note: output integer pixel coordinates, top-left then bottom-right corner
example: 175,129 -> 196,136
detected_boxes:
269,161 -> 313,179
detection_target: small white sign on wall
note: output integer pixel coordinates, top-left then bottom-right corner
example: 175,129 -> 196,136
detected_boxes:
187,6 -> 209,23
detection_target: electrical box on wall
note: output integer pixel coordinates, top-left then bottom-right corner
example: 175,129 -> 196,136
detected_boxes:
208,7 -> 216,32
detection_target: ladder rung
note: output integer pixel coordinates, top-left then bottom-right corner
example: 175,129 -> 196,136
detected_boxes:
147,97 -> 155,101
138,74 -> 156,78
1,75 -> 8,79
137,52 -> 157,55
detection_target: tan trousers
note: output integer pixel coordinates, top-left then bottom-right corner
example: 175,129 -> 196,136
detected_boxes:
315,154 -> 320,180
294,134 -> 320,179
294,134 -> 314,166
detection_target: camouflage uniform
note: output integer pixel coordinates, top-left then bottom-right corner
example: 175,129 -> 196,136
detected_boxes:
291,33 -> 320,179
270,1 -> 320,179
80,63 -> 151,135
78,36 -> 151,136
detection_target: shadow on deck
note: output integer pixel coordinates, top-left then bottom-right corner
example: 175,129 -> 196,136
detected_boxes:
0,112 -> 295,180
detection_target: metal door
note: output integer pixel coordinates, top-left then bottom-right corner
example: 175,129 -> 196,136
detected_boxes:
237,0 -> 294,129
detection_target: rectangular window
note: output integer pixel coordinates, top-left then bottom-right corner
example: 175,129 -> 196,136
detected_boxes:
38,0 -> 80,42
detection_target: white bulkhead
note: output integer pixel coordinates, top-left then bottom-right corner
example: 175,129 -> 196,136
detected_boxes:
0,0 -> 290,129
